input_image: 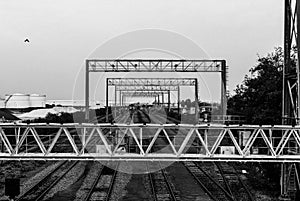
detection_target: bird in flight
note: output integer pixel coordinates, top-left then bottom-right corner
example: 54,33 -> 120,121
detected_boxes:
24,39 -> 30,43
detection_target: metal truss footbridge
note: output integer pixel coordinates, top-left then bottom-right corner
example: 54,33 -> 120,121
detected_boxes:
1,123 -> 300,162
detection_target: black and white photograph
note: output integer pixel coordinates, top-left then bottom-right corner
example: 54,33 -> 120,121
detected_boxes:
0,0 -> 299,200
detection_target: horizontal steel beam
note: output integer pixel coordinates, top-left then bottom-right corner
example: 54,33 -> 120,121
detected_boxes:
121,91 -> 169,97
1,123 -> 299,129
115,85 -> 179,91
87,59 -> 224,72
0,154 -> 299,163
108,78 -> 197,86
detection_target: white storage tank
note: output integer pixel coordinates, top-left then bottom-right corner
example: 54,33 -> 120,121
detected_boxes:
5,93 -> 31,108
30,94 -> 46,108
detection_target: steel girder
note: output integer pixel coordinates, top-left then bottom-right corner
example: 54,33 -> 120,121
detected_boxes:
115,85 -> 179,91
121,91 -> 169,97
1,123 -> 300,162
87,59 -> 224,72
107,78 -> 197,86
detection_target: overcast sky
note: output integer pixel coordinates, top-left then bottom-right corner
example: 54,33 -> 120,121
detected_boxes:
0,0 -> 283,103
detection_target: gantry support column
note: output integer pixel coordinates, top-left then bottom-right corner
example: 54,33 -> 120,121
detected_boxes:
195,78 -> 199,122
106,78 -> 109,122
119,90 -> 122,106
281,0 -> 300,200
221,60 -> 227,117
177,86 -> 180,115
168,90 -> 171,111
114,86 -> 117,107
85,60 -> 89,121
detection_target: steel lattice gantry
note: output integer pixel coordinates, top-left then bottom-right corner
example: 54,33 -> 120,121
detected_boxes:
107,78 -> 198,109
87,59 -> 224,72
117,88 -> 174,107
283,0 -> 300,125
120,91 -> 170,97
282,0 -> 300,198
85,59 -> 227,120
107,78 -> 197,86
120,91 -> 170,106
115,85 -> 179,91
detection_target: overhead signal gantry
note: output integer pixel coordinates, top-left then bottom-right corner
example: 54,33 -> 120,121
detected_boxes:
85,59 -> 227,120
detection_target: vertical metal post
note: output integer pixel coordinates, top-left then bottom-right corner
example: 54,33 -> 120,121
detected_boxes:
177,86 -> 180,115
140,128 -> 142,154
82,128 -> 86,154
283,0 -> 292,125
280,1 -> 300,199
119,90 -> 122,106
114,86 -> 117,107
281,1 -> 290,198
168,90 -> 171,111
195,78 -> 199,123
161,92 -> 164,106
221,60 -> 227,117
297,0 -> 300,125
281,1 -> 292,198
85,60 -> 89,121
106,78 -> 109,122
158,94 -> 160,105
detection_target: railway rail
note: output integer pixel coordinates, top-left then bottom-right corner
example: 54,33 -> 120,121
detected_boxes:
183,161 -> 235,201
83,163 -> 118,201
147,162 -> 179,201
16,161 -> 78,201
215,162 -> 254,201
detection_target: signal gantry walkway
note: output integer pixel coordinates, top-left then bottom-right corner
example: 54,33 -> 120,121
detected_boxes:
0,123 -> 300,162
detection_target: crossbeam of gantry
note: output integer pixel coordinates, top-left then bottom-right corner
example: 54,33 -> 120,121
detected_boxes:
121,91 -> 169,97
107,78 -> 197,86
107,78 -> 198,111
85,59 -> 227,120
1,123 -> 300,162
116,88 -> 176,108
87,59 -> 224,72
120,90 -> 171,106
115,85 -> 179,91
111,85 -> 180,108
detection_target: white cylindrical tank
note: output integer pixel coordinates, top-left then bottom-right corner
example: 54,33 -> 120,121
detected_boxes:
5,93 -> 31,108
30,94 -> 46,108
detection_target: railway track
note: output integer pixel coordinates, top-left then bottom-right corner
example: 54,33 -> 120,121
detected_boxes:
147,162 -> 179,201
183,161 -> 235,201
16,161 -> 79,201
84,163 -> 118,201
143,111 -> 179,201
215,162 -> 254,201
